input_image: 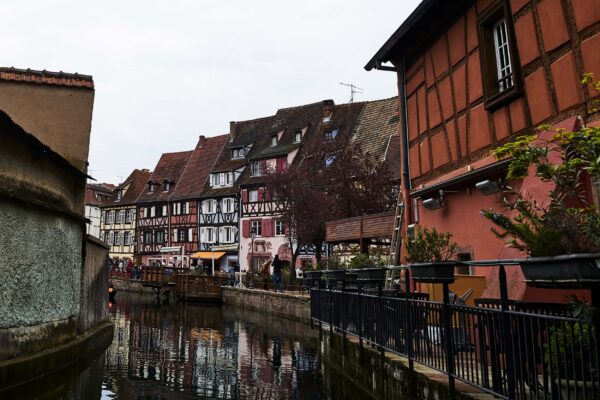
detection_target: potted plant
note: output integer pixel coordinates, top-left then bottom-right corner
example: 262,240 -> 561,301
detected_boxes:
482,75 -> 600,287
405,227 -> 458,283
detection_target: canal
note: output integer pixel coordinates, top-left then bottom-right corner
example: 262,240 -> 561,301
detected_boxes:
9,292 -> 388,400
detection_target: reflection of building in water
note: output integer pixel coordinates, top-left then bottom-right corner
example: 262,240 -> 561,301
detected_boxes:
104,299 -> 239,399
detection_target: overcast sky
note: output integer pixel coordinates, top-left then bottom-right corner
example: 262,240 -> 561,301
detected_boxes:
2,1 -> 420,184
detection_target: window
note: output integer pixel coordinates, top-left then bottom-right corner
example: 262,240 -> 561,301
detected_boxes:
275,220 -> 285,236
226,172 -> 233,185
201,227 -> 216,243
144,231 -> 153,244
323,113 -> 332,123
178,229 -> 186,242
124,231 -> 131,245
251,161 -> 263,177
148,183 -> 155,193
223,198 -> 235,213
478,1 -> 521,110
114,231 -> 121,245
221,226 -> 237,243
325,154 -> 336,167
104,231 -> 112,245
116,210 -> 125,224
155,230 -> 165,243
203,199 -> 217,214
294,130 -> 302,143
232,147 -> 245,159
270,134 -> 278,147
324,129 -> 339,139
106,211 -> 114,225
183,202 -> 189,214
251,219 -> 262,236
163,181 -> 171,192
150,206 -> 156,218
249,190 -> 258,202
116,189 -> 123,200
143,207 -> 148,218
172,202 -> 180,215
125,209 -> 133,223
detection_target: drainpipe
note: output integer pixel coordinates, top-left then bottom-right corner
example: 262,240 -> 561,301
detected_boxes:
398,55 -> 412,261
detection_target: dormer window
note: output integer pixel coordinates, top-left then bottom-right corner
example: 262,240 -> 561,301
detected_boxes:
270,135 -> 278,147
324,129 -> 339,140
211,172 -> 234,187
294,130 -> 302,143
148,183 -> 155,193
163,181 -> 171,192
325,154 -> 336,167
232,147 -> 245,159
251,161 -> 264,177
323,113 -> 332,123
116,189 -> 123,201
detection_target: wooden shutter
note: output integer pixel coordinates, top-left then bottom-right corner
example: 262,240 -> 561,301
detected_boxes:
173,229 -> 178,242
242,190 -> 248,203
257,188 -> 264,201
188,228 -> 193,242
242,220 -> 250,238
200,227 -> 206,243
163,205 -> 168,216
263,218 -> 273,237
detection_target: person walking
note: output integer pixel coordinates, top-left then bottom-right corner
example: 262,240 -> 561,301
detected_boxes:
272,255 -> 283,292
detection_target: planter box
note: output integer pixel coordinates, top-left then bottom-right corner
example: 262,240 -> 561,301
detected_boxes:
355,267 -> 387,281
324,269 -> 347,281
410,261 -> 456,283
520,253 -> 600,288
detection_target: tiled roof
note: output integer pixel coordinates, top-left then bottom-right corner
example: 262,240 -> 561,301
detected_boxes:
136,150 -> 193,203
385,134 -> 401,181
103,169 -> 152,206
0,67 -> 94,89
353,97 -> 400,162
171,134 -> 229,200
85,183 -> 114,206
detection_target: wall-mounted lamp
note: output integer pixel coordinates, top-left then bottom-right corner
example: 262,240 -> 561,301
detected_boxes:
476,180 -> 504,195
422,189 -> 447,210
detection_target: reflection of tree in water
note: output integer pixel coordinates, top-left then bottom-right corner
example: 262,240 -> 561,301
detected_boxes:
103,294 -> 325,400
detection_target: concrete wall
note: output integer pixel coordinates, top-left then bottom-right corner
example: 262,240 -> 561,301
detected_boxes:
0,81 -> 94,172
79,236 -> 109,333
222,287 -> 310,322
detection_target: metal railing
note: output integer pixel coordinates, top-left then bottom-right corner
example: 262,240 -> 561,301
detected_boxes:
310,271 -> 599,399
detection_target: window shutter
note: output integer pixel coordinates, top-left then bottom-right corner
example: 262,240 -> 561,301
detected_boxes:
143,208 -> 148,218
188,228 -> 193,242
218,227 -> 224,243
202,201 -> 208,214
163,205 -> 168,216
151,207 -> 156,217
265,188 -> 272,201
276,158 -> 287,172
242,220 -> 250,238
212,199 -> 218,213
263,218 -> 273,237
242,189 -> 248,203
184,202 -> 189,214
200,227 -> 206,243
233,227 -> 238,241
172,229 -> 178,242
257,188 -> 263,201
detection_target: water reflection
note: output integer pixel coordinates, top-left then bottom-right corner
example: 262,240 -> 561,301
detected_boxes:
103,293 -> 325,399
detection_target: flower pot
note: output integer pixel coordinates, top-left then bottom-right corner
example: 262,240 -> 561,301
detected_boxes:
355,267 -> 387,281
324,269 -> 347,281
410,261 -> 456,283
303,271 -> 323,289
520,253 -> 600,288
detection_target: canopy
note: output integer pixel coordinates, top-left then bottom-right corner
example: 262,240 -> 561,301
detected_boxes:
190,251 -> 226,260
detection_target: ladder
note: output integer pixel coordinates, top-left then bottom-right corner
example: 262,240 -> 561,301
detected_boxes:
386,193 -> 405,289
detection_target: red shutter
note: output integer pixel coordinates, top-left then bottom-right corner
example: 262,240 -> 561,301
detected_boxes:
263,218 -> 273,237
242,220 -> 250,238
242,189 -> 248,203
257,188 -> 263,201
276,158 -> 287,172
265,187 -> 272,201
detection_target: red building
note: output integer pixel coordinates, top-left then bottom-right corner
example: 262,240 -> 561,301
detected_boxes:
366,0 -> 600,300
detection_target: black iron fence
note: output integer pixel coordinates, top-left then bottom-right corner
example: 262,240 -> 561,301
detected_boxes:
311,284 -> 599,399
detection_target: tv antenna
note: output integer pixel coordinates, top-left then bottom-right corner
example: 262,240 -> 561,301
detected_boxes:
339,82 -> 364,103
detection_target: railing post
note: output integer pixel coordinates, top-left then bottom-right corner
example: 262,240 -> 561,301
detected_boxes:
405,269 -> 414,370
442,283 -> 456,399
498,265 -> 516,399
358,281 -> 363,349
377,281 -> 385,365
341,280 -> 347,353
328,278 -> 334,346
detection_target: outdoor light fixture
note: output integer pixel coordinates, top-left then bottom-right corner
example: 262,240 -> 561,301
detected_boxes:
476,180 -> 502,195
422,190 -> 447,211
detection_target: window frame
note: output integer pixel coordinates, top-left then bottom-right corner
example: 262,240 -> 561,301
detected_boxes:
275,220 -> 285,236
251,219 -> 262,236
248,190 -> 258,203
125,209 -> 133,223
294,130 -> 302,143
477,0 -> 522,111
270,134 -> 278,147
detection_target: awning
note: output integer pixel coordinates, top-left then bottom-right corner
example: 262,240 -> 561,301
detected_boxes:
190,251 -> 226,260
160,246 -> 183,253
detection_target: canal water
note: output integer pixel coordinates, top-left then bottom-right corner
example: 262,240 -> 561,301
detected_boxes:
8,292 -> 384,400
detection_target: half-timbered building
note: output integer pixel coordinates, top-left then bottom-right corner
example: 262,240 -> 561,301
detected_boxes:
85,183 -> 114,239
136,150 -> 192,266
99,169 -> 151,263
238,101 -> 333,272
366,0 -> 600,301
170,134 -> 229,267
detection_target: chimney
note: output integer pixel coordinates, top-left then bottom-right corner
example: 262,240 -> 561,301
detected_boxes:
197,135 -> 206,148
229,121 -> 236,143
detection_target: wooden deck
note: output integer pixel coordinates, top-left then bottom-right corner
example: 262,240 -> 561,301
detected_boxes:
175,274 -> 231,302
325,211 -> 395,243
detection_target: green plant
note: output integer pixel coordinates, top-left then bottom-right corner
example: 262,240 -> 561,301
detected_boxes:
348,253 -> 374,269
545,298 -> 598,381
482,74 -> 600,256
404,227 -> 457,263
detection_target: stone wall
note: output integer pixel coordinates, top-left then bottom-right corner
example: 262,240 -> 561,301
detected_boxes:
221,287 -> 310,322
0,197 -> 83,361
79,235 -> 109,333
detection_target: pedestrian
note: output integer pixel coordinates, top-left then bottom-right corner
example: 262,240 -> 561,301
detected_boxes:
272,255 -> 283,292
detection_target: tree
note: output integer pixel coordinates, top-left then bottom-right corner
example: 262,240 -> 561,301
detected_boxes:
265,135 -> 397,269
